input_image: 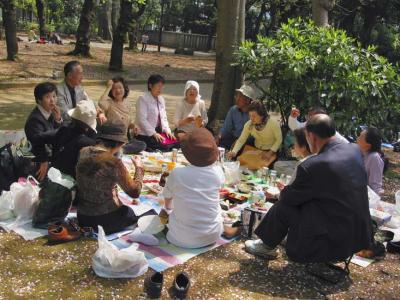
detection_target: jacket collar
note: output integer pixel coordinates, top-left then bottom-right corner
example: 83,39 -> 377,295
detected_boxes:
318,138 -> 343,154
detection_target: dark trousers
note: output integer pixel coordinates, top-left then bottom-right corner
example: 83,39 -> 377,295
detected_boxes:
254,201 -> 300,249
141,43 -> 147,52
123,138 -> 147,154
220,132 -> 238,150
77,205 -> 156,235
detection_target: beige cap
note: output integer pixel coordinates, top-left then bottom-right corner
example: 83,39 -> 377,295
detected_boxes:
236,84 -> 255,100
68,100 -> 97,132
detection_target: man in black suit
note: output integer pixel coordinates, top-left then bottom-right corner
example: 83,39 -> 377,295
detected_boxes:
25,82 -> 62,181
245,114 -> 372,263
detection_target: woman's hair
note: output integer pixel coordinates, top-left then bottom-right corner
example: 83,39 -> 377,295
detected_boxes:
365,127 -> 382,153
248,100 -> 268,124
34,82 -> 57,103
147,74 -> 165,91
294,128 -> 311,154
108,77 -> 129,100
96,138 -> 124,149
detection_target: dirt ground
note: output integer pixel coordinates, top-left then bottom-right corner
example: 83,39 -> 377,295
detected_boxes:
0,40 -> 215,82
1,39 -> 400,300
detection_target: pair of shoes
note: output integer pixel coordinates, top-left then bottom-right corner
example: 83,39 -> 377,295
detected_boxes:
48,221 -> 81,245
244,239 -> 278,259
144,271 -> 190,299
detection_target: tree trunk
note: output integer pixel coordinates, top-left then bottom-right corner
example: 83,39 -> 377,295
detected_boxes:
127,3 -> 146,50
312,0 -> 334,27
1,0 -> 19,61
111,0 -> 120,34
109,0 -> 132,71
208,0 -> 245,126
35,0 -> 45,37
98,0 -> 112,40
69,0 -> 96,57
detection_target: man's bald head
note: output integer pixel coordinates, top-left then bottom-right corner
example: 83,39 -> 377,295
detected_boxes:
306,114 -> 336,139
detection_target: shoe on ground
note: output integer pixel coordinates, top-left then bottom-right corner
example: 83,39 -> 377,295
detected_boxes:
144,271 -> 164,299
173,272 -> 190,299
48,225 -> 81,245
245,239 -> 278,259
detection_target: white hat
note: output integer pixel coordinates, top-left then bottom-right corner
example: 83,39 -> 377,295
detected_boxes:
236,84 -> 255,100
68,100 -> 97,133
184,80 -> 201,101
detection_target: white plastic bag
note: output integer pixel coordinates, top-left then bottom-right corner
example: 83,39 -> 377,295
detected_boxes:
223,161 -> 241,186
47,167 -> 75,189
368,186 -> 381,209
12,176 -> 40,221
92,226 -> 148,278
0,190 -> 15,221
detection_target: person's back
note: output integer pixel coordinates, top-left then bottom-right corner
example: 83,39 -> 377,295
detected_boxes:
163,164 -> 224,248
284,140 -> 372,261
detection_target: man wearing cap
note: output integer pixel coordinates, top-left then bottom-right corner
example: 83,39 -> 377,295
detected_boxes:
219,85 -> 255,150
161,128 -> 225,248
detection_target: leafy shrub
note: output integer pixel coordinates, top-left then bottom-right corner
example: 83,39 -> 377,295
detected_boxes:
235,18 -> 400,140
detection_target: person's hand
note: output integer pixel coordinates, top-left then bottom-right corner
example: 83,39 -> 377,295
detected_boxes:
153,133 -> 165,143
159,209 -> 169,225
98,112 -> 107,125
166,132 -> 176,140
106,79 -> 113,89
264,191 -> 277,199
261,150 -> 274,161
226,151 -> 236,160
131,155 -> 143,168
36,161 -> 49,181
128,124 -> 139,136
52,105 -> 62,122
276,181 -> 285,191
195,116 -> 203,128
290,107 -> 300,118
181,116 -> 195,126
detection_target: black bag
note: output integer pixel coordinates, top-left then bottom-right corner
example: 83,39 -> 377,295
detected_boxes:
32,177 -> 75,229
0,143 -> 33,192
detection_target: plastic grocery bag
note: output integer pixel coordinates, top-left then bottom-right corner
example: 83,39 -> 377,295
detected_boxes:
368,186 -> 381,209
33,168 -> 76,228
0,190 -> 15,221
12,176 -> 40,221
223,161 -> 240,186
92,226 -> 148,278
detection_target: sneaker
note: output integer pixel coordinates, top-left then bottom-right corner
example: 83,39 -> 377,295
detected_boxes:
48,225 -> 81,245
144,271 -> 164,299
245,239 -> 278,259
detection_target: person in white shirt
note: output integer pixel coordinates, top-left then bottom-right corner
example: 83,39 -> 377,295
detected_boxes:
288,106 -> 348,143
135,74 -> 177,151
174,80 -> 208,140
160,128 -> 225,248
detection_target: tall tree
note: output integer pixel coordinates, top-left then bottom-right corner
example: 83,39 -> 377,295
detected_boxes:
312,0 -> 334,27
69,0 -> 96,57
98,0 -> 113,40
127,3 -> 146,50
35,0 -> 45,37
109,0 -> 145,70
208,0 -> 245,126
1,0 -> 19,61
111,0 -> 120,33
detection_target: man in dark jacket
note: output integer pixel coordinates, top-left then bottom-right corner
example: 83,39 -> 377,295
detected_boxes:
245,114 -> 372,263
25,82 -> 62,181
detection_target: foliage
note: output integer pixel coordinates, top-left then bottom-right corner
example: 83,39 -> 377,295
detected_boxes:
235,18 -> 400,140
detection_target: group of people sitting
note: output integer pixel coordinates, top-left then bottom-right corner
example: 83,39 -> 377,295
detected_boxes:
23,60 -> 385,264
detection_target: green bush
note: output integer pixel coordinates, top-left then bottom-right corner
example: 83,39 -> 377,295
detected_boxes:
235,18 -> 400,140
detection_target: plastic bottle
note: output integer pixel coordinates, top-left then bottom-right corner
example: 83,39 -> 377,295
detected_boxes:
395,190 -> 400,216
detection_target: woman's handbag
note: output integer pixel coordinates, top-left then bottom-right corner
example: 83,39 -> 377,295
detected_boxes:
237,145 -> 277,170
